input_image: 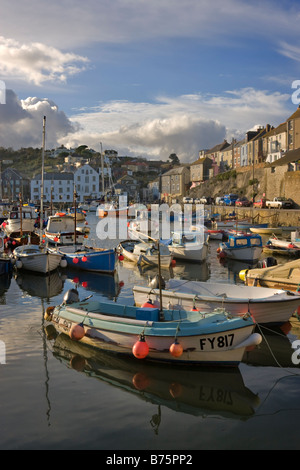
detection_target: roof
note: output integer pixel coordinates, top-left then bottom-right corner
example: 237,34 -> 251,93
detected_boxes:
206,140 -> 230,154
191,156 -> 213,166
264,122 -> 286,138
33,172 -> 74,180
267,147 -> 300,167
161,166 -> 189,176
286,106 -> 300,121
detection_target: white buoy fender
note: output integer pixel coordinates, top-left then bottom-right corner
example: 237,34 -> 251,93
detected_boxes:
16,259 -> 23,269
233,333 -> 262,350
60,259 -> 67,268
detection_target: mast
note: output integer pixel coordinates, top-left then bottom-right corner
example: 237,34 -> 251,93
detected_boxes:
73,185 -> 77,246
100,142 -> 105,197
40,116 -> 46,237
19,192 -> 23,238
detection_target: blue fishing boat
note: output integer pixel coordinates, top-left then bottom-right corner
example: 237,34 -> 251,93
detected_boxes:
55,245 -> 116,273
218,233 -> 263,263
45,289 -> 261,366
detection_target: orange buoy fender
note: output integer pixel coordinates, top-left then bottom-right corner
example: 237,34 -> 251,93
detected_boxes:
169,340 -> 183,357
132,334 -> 149,359
69,322 -> 85,341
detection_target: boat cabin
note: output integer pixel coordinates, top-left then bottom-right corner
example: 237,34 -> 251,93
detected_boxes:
226,234 -> 262,249
171,230 -> 205,246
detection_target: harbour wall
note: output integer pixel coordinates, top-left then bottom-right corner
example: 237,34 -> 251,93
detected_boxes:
206,206 -> 300,228
189,165 -> 300,209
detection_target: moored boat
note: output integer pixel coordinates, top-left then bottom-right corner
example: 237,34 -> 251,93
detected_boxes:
218,233 -> 263,263
250,227 -> 283,235
118,239 -> 173,268
45,213 -> 85,245
239,258 -> 300,291
45,289 -> 261,366
133,278 -> 300,325
54,244 -> 116,273
161,229 -> 209,263
12,244 -> 64,274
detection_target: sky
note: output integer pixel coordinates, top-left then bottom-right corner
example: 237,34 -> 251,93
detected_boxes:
0,0 -> 300,163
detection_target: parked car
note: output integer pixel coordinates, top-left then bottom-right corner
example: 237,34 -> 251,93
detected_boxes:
223,194 -> 239,206
235,197 -> 252,207
182,197 -> 194,204
215,197 -> 225,205
265,197 -> 294,209
253,198 -> 266,208
194,198 -> 201,204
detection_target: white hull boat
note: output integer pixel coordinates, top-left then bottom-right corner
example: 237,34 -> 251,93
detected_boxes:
45,289 -> 261,366
250,227 -> 282,235
162,230 -> 209,263
45,213 -> 85,245
12,244 -> 64,274
3,209 -> 36,236
218,234 -> 263,263
133,278 -> 300,325
118,240 -> 173,268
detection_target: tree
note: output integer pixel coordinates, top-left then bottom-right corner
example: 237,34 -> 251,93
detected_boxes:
168,153 -> 180,165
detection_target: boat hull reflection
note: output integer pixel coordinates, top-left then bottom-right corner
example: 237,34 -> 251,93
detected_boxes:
49,333 -> 260,420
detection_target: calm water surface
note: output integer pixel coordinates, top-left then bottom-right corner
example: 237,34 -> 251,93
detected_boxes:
1,214 -> 300,451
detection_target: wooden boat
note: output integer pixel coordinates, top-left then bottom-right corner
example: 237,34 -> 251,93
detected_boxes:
250,227 -> 283,235
161,230 -> 209,263
118,239 -> 173,268
68,207 -> 86,221
54,244 -> 116,273
263,236 -> 300,257
133,278 -> 300,325
12,244 -> 64,274
44,289 -> 261,366
239,258 -> 300,291
218,234 -> 263,263
45,213 -> 85,245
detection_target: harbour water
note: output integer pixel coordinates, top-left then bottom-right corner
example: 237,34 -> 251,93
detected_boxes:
1,213 -> 300,451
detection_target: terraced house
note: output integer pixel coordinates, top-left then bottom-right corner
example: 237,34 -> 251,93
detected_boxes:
161,166 -> 190,203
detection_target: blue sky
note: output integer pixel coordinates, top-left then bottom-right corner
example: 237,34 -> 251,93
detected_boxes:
0,0 -> 300,162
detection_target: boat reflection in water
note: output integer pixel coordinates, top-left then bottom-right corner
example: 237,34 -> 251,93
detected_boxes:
47,332 -> 260,423
0,272 -> 12,302
14,270 -> 65,299
63,269 -> 122,301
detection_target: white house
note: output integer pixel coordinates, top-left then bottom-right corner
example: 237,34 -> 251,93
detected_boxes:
31,172 -> 74,203
74,164 -> 100,201
265,122 -> 287,164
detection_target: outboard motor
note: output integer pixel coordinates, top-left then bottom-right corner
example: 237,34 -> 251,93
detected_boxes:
62,288 -> 80,305
148,274 -> 166,290
257,257 -> 277,269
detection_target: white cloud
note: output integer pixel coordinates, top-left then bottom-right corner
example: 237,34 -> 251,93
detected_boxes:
0,90 -> 79,149
0,87 -> 294,161
0,36 -> 89,85
278,41 -> 300,63
60,88 -> 292,162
